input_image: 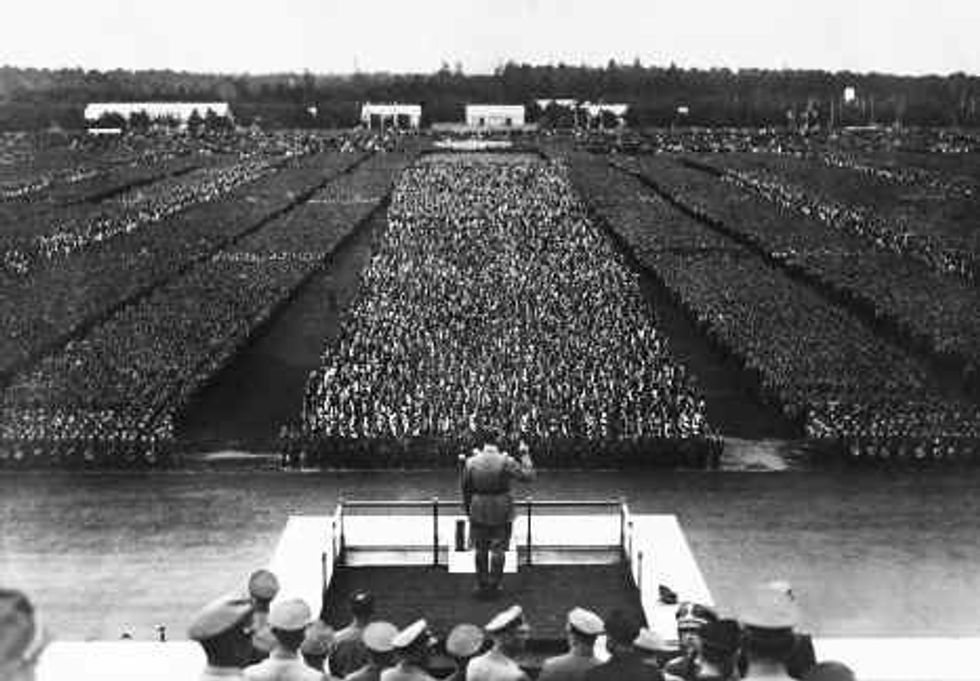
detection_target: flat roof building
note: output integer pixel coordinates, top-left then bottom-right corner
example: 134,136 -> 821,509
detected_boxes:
580,102 -> 630,127
84,102 -> 232,125
465,104 -> 525,129
360,103 -> 422,129
535,98 -> 578,110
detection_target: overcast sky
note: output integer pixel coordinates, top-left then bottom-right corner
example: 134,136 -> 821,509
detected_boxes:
1,0 -> 977,75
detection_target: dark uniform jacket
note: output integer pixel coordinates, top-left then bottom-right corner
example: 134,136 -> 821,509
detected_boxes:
584,652 -> 664,681
537,650 -> 599,681
329,625 -> 369,678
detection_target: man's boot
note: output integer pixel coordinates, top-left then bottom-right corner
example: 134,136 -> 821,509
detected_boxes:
489,549 -> 506,597
474,548 -> 490,597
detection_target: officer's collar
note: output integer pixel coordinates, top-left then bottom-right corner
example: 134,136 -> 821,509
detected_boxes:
202,665 -> 245,677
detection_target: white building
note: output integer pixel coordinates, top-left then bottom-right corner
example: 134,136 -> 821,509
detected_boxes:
465,104 -> 526,129
84,102 -> 232,127
581,102 -> 629,122
360,103 -> 422,129
535,98 -> 578,111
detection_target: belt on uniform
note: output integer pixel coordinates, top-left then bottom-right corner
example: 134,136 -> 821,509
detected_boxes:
473,488 -> 510,495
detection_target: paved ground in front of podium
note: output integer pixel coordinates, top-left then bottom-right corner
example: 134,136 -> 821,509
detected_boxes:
321,564 -> 644,645
3,468 -> 979,640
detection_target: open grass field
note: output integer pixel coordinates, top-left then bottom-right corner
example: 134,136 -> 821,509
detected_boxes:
1,468 -> 978,641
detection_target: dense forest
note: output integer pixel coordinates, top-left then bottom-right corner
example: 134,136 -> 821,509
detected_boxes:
0,62 -> 976,130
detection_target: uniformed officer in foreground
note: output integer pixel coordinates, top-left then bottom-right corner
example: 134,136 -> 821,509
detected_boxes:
692,619 -> 742,681
739,584 -> 799,681
247,569 -> 281,662
664,602 -> 717,680
345,621 -> 399,681
633,627 -> 676,671
0,588 -> 51,681
466,605 -> 531,681
584,609 -> 662,681
380,619 -> 437,681
461,435 -> 535,598
242,598 -> 323,681
444,623 -> 485,681
300,620 -> 334,673
537,607 -> 604,681
188,593 -> 257,681
764,581 -> 816,679
329,590 -> 376,677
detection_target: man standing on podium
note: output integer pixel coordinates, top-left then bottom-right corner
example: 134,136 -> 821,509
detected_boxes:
462,431 -> 535,599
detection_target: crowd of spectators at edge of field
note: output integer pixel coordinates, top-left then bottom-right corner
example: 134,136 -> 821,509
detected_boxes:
712,162 -> 977,284
0,132 -> 410,469
299,155 -> 714,468
616,154 -> 980,389
565,155 -> 980,465
1,129 -> 409,277
556,125 -> 978,157
0,571 -> 860,680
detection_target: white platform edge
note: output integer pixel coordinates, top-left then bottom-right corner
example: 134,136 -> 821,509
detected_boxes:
813,637 -> 980,681
267,515 -> 333,617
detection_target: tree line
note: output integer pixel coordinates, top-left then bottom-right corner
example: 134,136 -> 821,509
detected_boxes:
0,62 -> 976,130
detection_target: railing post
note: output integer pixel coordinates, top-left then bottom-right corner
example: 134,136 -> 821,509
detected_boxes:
627,520 -> 634,568
525,496 -> 533,566
619,498 -> 627,558
321,550 -> 328,603
338,498 -> 346,559
432,496 -> 440,567
636,549 -> 643,593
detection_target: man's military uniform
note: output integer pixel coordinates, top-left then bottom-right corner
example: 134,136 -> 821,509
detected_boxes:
740,583 -> 800,681
242,599 -> 323,681
188,594 -> 257,681
330,624 -> 370,678
443,623 -> 485,681
380,620 -> 437,681
584,610 -> 662,681
466,650 -> 528,681
344,621 -> 398,681
247,569 -> 280,664
462,442 -> 534,595
584,652 -> 664,681
537,608 -> 604,681
329,591 -> 375,678
466,606 -> 530,681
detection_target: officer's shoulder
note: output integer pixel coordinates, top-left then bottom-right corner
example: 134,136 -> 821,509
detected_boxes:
242,659 -> 272,679
297,665 -> 323,681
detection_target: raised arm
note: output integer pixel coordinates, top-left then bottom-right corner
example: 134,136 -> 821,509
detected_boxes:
508,440 -> 536,482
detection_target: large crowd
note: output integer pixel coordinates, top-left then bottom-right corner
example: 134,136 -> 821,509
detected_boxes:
0,154 -> 410,466
713,161 -> 977,284
617,156 -> 980,387
0,134 -> 346,278
568,155 -> 980,455
301,155 -> 710,463
0,130 -> 217,205
0,148 -> 367,379
818,152 -> 975,201
8,156 -> 279,273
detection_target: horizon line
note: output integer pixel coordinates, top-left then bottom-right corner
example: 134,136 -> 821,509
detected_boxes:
2,62 -> 977,80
